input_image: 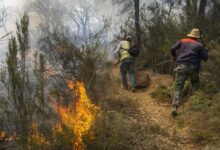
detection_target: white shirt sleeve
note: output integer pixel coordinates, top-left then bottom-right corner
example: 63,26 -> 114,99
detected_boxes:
111,41 -> 122,55
116,41 -> 122,53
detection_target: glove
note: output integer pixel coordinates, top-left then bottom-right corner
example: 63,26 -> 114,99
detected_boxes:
205,47 -> 209,52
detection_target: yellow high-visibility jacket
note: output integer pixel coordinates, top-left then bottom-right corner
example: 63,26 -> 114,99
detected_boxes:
118,40 -> 133,61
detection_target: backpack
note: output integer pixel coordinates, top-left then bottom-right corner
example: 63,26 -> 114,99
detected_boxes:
128,44 -> 140,57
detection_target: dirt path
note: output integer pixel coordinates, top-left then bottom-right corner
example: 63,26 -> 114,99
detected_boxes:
110,66 -> 198,150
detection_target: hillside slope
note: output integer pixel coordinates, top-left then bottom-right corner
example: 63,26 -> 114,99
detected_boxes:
107,66 -> 200,150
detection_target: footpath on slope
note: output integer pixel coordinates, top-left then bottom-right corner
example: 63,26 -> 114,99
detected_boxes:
109,66 -> 200,150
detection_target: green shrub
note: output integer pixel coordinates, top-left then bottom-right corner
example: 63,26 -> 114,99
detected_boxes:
181,91 -> 220,143
191,130 -> 212,143
186,90 -> 212,112
87,111 -> 132,150
150,85 -> 173,104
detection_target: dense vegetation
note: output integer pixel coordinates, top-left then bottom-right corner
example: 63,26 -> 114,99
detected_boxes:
0,0 -> 220,149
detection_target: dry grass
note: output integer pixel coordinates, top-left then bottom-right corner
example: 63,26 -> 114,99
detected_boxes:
150,84 -> 173,104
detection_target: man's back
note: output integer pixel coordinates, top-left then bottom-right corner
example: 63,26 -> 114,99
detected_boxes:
171,38 -> 208,69
118,40 -> 133,61
170,28 -> 209,116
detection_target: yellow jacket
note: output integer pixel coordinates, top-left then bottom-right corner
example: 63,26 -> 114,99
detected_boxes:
118,40 -> 133,61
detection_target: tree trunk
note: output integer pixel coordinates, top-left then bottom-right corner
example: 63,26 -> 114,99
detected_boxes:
134,0 -> 141,47
185,0 -> 192,17
198,0 -> 207,19
185,0 -> 199,27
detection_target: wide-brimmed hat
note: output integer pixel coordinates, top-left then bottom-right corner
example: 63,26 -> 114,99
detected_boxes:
187,28 -> 201,39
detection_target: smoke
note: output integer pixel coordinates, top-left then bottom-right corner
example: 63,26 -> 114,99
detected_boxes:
0,0 -> 155,63
0,0 -> 25,62
4,0 -> 24,8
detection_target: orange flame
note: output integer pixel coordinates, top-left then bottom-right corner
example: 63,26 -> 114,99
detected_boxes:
0,131 -> 16,142
28,123 -> 49,147
0,131 -> 6,138
56,80 -> 99,150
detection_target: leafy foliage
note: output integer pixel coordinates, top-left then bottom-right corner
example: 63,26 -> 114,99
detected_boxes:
1,0 -> 220,149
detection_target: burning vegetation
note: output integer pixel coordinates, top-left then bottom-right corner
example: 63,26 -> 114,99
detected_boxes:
0,131 -> 16,149
9,80 -> 100,150
53,80 -> 100,150
1,0 -> 220,149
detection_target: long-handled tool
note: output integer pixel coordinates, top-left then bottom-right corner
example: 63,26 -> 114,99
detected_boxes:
0,32 -> 12,40
199,30 -> 209,51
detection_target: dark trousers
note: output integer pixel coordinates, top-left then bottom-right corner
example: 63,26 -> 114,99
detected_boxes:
172,64 -> 199,107
120,59 -> 136,89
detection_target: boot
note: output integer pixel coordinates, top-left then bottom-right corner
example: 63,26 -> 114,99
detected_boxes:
171,106 -> 178,117
131,87 -> 136,93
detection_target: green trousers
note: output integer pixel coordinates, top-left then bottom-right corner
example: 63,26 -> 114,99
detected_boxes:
172,64 -> 200,107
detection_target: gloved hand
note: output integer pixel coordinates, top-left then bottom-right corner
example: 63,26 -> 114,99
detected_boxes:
205,47 -> 209,52
173,57 -> 177,62
114,60 -> 120,66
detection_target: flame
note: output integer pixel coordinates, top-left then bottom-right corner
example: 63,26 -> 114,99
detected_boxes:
0,131 -> 16,142
56,80 -> 99,150
28,123 -> 49,147
0,81 -> 99,149
0,131 -> 6,138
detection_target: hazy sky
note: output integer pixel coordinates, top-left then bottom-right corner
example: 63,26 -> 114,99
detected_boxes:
4,0 -> 24,8
0,0 -> 25,62
0,0 -> 155,63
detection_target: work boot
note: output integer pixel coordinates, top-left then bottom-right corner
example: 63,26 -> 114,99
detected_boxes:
171,106 -> 178,117
131,87 -> 136,93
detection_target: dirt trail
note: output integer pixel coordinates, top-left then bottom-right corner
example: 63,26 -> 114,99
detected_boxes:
110,66 -> 198,150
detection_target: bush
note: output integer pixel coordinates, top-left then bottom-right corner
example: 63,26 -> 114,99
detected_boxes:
182,91 -> 220,143
150,84 -> 174,104
87,111 -> 132,150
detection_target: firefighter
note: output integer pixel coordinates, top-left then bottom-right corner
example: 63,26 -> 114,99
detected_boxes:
171,28 -> 208,116
116,36 -> 136,92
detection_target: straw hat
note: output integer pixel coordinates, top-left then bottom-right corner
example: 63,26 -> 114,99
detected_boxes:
187,28 -> 201,39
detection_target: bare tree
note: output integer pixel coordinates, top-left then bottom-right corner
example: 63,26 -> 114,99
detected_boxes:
29,0 -> 110,97
0,0 -> 9,33
29,0 -> 106,47
66,1 -> 95,45
112,0 -> 142,46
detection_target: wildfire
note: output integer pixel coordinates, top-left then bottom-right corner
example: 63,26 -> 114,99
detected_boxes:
0,131 -> 16,143
0,131 -> 6,139
28,123 -> 49,147
56,80 -> 99,150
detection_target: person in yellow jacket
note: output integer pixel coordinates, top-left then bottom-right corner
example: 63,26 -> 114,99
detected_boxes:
116,36 -> 136,92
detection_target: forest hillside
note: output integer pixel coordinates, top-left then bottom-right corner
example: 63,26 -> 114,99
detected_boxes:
0,0 -> 220,150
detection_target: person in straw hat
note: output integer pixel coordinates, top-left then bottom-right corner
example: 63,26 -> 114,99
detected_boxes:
170,28 -> 208,116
